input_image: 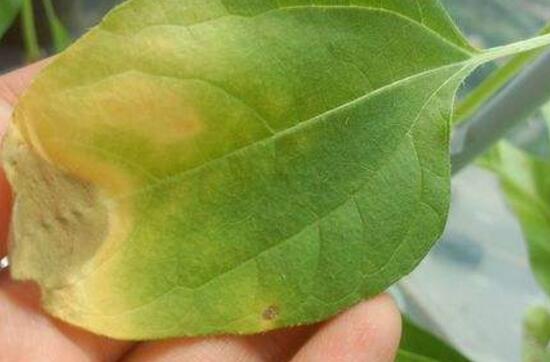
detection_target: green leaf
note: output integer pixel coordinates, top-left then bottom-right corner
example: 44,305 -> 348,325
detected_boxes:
454,23 -> 550,124
0,0 -> 23,40
41,0 -> 72,52
397,318 -> 470,362
523,306 -> 550,362
3,0 -> 550,339
397,350 -> 438,362
483,103 -> 550,362
486,142 -> 550,296
543,102 -> 550,139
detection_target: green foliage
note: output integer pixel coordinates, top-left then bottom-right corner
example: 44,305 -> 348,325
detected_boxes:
481,85 -> 550,362
543,102 -> 550,133
398,318 -> 470,362
484,98 -> 550,297
0,0 -> 23,40
454,23 -> 550,124
3,0 -> 550,341
523,306 -> 550,362
484,142 -> 550,296
2,0 -> 71,62
41,0 -> 71,52
20,0 -> 41,61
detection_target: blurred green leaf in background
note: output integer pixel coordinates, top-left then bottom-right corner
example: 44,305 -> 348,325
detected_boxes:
20,0 -> 40,61
523,306 -> 550,362
0,0 -> 23,40
482,100 -> 550,361
398,318 -> 470,362
485,141 -> 550,296
454,24 -> 550,124
41,0 -> 71,52
2,0 -> 72,63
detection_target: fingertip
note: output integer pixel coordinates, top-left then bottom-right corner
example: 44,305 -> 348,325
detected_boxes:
292,294 -> 402,362
0,59 -> 51,106
359,293 -> 403,338
0,99 -> 12,258
0,106 -> 12,259
349,294 -> 402,360
0,99 -> 12,130
0,270 -> 134,362
0,60 -> 50,258
0,172 -> 11,258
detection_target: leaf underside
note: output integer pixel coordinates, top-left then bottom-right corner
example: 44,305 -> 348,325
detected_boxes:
2,0 -> 530,339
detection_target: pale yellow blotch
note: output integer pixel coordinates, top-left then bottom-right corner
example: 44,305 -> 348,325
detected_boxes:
17,72 -> 205,182
87,72 -> 205,145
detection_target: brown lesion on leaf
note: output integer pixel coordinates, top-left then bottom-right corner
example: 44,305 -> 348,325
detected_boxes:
2,124 -> 110,289
262,305 -> 280,321
39,218 -> 51,231
71,209 -> 84,220
55,213 -> 70,226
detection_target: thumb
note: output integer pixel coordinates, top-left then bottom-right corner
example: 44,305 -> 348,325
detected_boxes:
0,98 -> 13,260
0,60 -> 50,261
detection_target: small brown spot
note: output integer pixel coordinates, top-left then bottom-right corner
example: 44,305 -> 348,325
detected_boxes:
55,214 -> 69,226
39,219 -> 51,230
262,305 -> 279,321
71,209 -> 84,220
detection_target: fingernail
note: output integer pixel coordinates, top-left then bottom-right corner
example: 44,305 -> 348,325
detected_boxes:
0,99 -> 13,137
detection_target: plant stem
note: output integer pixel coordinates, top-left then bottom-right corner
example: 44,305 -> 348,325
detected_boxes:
451,50 -> 550,174
41,0 -> 71,52
454,25 -> 550,124
21,0 -> 41,62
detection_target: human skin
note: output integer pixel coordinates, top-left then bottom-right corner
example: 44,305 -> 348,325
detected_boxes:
0,62 -> 402,362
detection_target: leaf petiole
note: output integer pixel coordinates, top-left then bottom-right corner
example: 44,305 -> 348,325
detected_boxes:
21,0 -> 41,62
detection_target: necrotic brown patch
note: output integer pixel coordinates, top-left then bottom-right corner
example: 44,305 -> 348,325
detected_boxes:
262,305 -> 280,321
3,125 -> 109,289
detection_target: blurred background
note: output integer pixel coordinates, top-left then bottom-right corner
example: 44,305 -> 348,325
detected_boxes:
1,1 -> 550,361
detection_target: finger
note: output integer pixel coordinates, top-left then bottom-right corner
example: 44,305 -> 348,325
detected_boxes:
0,111 -> 10,258
0,269 -> 133,362
0,61 -> 135,361
0,60 -> 50,258
291,295 -> 402,362
123,324 -> 318,362
0,60 -> 51,106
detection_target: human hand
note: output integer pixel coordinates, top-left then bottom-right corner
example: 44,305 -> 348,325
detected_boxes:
0,63 -> 402,362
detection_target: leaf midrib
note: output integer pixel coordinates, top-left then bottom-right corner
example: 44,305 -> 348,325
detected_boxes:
46,62 -> 469,302
30,2 -> 476,195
